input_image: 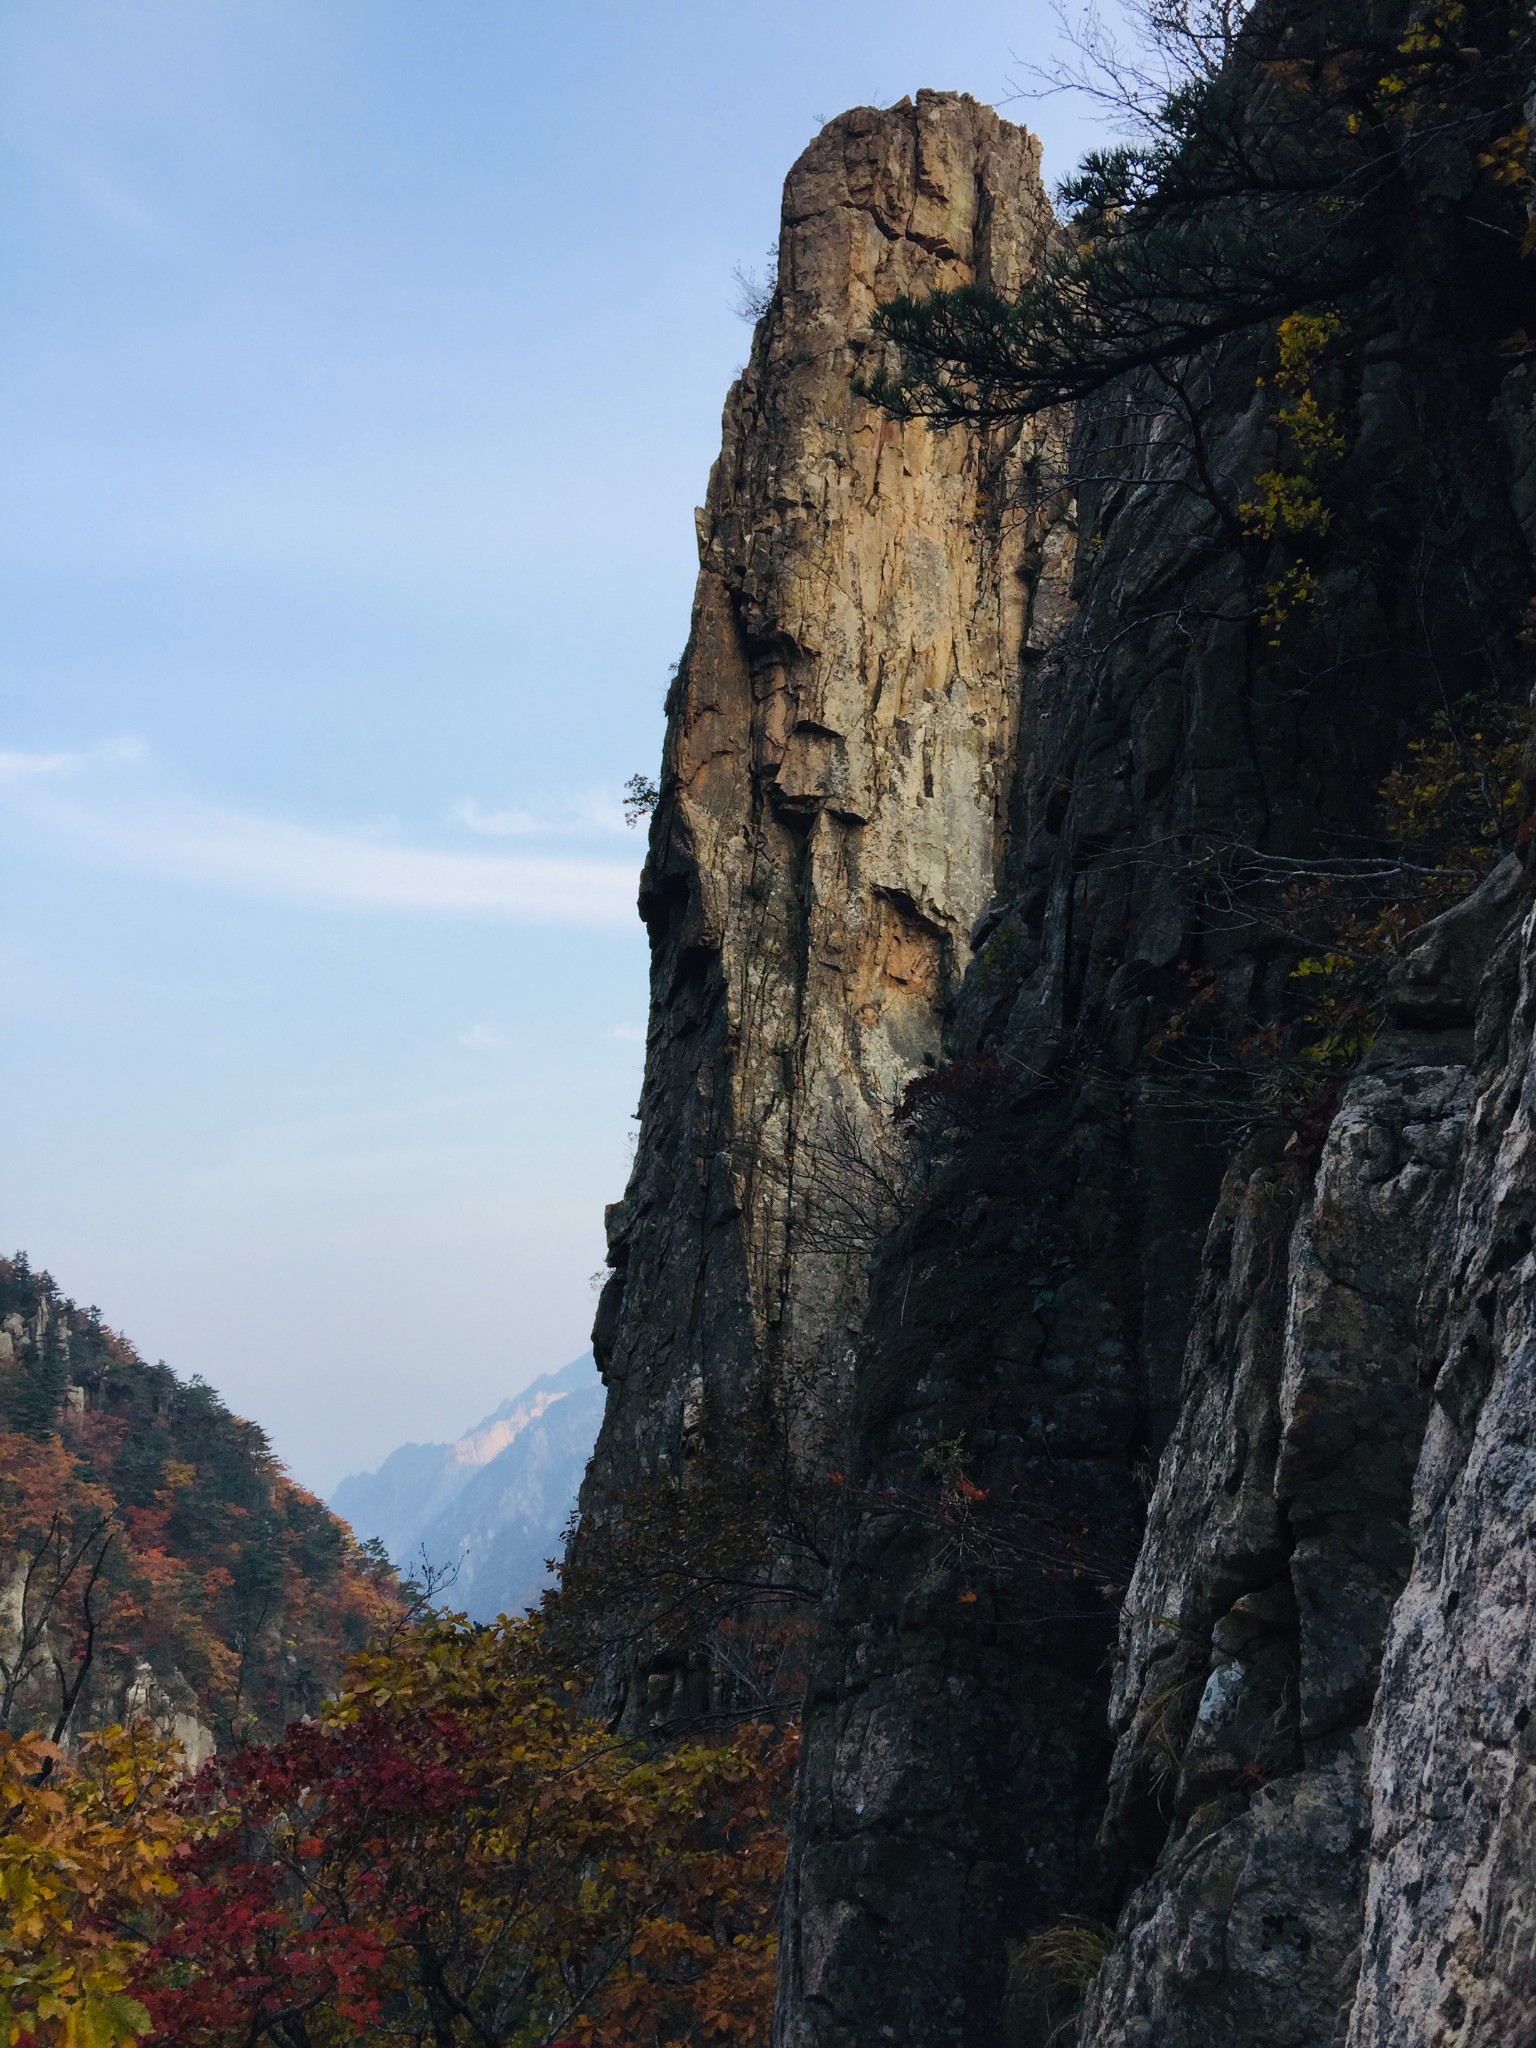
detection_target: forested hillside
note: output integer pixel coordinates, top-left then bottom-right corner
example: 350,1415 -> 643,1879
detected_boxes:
0,1269 -> 790,2048
0,1254 -> 398,1751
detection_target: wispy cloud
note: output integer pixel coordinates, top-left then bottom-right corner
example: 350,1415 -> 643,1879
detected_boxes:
458,1023 -> 511,1051
4,748 -> 641,926
0,738 -> 145,781
455,792 -> 630,839
75,805 -> 640,922
0,748 -> 83,781
456,798 -> 541,836
610,1022 -> 647,1042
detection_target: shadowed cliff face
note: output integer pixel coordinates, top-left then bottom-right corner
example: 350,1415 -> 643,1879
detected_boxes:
777,48 -> 1536,2048
582,91 -> 1070,1591
580,47 -> 1536,2048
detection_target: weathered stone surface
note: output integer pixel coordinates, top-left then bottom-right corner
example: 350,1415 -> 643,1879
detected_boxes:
583,91 -> 1067,1562
1345,878 -> 1536,2048
1082,1048 -> 1482,2048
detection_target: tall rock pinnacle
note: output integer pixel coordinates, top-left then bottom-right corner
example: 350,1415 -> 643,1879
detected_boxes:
586,91 -> 1069,1520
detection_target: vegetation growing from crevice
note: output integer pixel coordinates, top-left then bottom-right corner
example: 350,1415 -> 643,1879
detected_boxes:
1129,689 -> 1530,1125
1238,308 -> 1346,630
1007,1914 -> 1114,2048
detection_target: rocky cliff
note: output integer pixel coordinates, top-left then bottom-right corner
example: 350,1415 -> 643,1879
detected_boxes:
581,36 -> 1536,2048
585,91 -> 1070,1551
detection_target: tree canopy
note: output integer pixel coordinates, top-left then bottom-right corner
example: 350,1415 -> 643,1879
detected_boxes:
858,0 -> 1534,425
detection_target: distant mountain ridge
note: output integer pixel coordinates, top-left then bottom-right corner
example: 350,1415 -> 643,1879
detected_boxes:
330,1355 -> 601,1623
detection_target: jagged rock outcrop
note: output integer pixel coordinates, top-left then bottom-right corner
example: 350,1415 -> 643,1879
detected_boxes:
584,92 -> 1070,1575
1347,869 -> 1536,2045
581,33 -> 1536,2048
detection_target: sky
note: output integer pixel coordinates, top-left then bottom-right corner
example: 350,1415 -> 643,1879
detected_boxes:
0,0 -> 1114,1496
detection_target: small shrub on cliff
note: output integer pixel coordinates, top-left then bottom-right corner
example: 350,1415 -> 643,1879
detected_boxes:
894,1048 -> 1018,1156
1277,691 -> 1527,1069
1376,693 -> 1527,876
1132,690 -> 1530,1125
1009,1916 -> 1112,1993
1007,1915 -> 1113,2047
622,775 -> 659,826
1239,310 -> 1347,633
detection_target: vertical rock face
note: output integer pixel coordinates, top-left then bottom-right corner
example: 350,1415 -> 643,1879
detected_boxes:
580,49 -> 1536,2048
586,92 -> 1068,1510
1341,870 -> 1536,2048
1076,858 -> 1536,2048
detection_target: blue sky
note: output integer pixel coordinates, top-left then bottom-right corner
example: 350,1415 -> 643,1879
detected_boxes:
0,0 -> 1110,1494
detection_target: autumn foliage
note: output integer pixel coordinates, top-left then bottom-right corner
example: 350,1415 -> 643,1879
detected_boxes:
0,1257 -> 400,1749
0,1270 -> 790,2048
137,1614 -> 789,2047
0,1616 -> 790,2048
0,1722 -> 183,2048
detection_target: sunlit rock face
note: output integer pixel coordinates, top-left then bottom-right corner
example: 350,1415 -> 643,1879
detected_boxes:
585,91 -> 1070,1500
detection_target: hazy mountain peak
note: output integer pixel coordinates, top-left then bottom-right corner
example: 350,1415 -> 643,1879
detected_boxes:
452,1386 -> 570,1472
330,1353 -> 600,1621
